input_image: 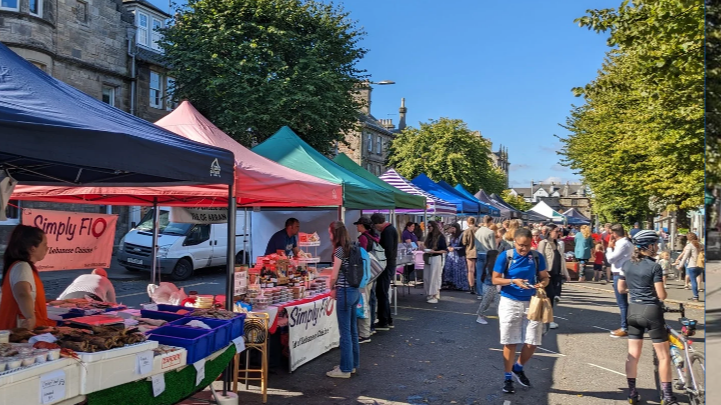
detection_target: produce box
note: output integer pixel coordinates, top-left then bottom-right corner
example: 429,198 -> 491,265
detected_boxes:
146,326 -> 212,364
0,358 -> 80,404
169,317 -> 231,353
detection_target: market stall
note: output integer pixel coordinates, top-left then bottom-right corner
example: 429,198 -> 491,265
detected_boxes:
412,174 -> 479,215
474,189 -> 521,220
436,180 -> 484,215
529,200 -> 566,224
490,193 -> 528,221
453,184 -> 501,217
378,169 -> 457,216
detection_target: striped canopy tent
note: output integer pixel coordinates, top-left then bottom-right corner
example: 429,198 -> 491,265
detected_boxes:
379,169 -> 457,215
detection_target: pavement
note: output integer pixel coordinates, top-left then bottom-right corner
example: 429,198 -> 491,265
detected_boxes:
179,283 -> 704,405
705,261 -> 720,403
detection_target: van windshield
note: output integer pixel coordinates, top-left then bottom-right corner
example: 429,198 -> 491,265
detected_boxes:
136,209 -> 193,236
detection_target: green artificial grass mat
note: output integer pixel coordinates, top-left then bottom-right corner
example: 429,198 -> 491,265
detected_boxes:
86,345 -> 237,405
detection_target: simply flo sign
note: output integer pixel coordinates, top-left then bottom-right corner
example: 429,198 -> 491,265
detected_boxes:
170,207 -> 228,224
286,296 -> 339,372
22,209 -> 117,271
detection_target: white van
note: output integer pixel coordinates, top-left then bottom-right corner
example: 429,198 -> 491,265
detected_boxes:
117,208 -> 251,280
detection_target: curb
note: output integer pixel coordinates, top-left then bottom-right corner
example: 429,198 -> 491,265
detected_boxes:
567,283 -> 705,310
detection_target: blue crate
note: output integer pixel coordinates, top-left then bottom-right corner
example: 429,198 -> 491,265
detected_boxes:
228,313 -> 246,339
169,317 -> 231,353
140,309 -> 185,322
146,325 -> 212,364
152,304 -> 189,313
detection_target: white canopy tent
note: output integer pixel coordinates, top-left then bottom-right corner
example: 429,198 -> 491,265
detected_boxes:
529,200 -> 566,224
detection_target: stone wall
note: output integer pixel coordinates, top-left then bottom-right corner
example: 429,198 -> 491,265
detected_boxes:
134,62 -> 170,123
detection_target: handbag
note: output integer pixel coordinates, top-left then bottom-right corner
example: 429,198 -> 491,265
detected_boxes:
423,253 -> 431,265
527,288 -> 552,322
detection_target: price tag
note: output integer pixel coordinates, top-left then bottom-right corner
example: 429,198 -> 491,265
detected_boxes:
136,351 -> 153,375
39,370 -> 66,404
232,336 -> 245,353
194,358 -> 206,386
144,304 -> 158,311
151,374 -> 165,397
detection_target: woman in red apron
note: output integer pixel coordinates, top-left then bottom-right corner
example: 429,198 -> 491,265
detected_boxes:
0,225 -> 54,329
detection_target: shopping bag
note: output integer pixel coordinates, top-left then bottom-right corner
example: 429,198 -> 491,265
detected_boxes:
356,293 -> 369,319
541,295 -> 554,323
527,289 -> 548,322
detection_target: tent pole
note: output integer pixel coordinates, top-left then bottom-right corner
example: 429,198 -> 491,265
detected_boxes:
243,207 -> 248,264
223,186 -> 237,394
150,198 -> 159,288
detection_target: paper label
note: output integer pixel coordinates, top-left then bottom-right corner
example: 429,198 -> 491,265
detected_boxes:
144,304 -> 158,311
136,351 -> 153,375
160,352 -> 184,370
232,336 -> 246,353
39,370 -> 66,404
194,358 -> 206,386
151,374 -> 165,397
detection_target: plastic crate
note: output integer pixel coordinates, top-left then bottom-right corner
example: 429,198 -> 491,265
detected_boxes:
140,309 -> 186,323
169,317 -> 231,352
153,304 -> 190,313
146,326 -> 212,364
228,313 -> 246,339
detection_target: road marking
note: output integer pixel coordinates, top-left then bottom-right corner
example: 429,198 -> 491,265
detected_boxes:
592,326 -> 614,332
587,363 -> 625,376
537,347 -> 566,356
397,305 -> 498,318
503,401 -> 511,405
554,316 -> 569,321
116,282 -> 211,298
488,348 -> 561,358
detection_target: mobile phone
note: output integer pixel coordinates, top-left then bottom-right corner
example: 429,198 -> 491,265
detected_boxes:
522,281 -> 532,288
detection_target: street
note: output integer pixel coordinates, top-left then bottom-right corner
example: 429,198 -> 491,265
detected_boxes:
706,261 -> 720,405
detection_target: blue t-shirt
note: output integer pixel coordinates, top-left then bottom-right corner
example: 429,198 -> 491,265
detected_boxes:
264,229 -> 298,256
493,250 -> 547,302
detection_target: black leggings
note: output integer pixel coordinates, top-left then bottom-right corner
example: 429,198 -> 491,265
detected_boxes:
627,303 -> 668,343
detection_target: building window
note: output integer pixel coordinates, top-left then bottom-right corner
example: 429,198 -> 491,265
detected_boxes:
150,71 -> 163,109
166,77 -> 177,110
74,0 -> 87,23
102,86 -> 115,107
29,0 -> 42,16
137,12 -> 149,47
376,137 -> 382,154
366,133 -> 372,152
151,18 -> 163,51
572,199 -> 579,206
0,0 -> 19,11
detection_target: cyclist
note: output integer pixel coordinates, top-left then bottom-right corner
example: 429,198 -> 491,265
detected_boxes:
617,230 -> 677,404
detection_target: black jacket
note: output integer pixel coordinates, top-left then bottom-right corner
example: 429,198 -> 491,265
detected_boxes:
379,223 -> 398,268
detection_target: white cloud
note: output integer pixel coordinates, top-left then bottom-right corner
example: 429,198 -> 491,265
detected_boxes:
510,164 -> 530,171
542,176 -> 565,184
550,164 -> 569,172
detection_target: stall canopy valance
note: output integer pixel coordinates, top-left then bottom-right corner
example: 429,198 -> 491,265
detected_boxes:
332,153 -> 425,209
379,169 -> 456,215
0,43 -> 234,186
412,174 -> 478,214
252,126 -> 395,209
453,184 -> 501,216
562,208 -> 591,225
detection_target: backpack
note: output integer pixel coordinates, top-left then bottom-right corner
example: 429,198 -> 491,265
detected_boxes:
344,242 -> 368,288
503,249 -> 541,284
369,237 -> 387,266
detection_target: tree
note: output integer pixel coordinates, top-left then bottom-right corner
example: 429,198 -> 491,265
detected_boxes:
708,0 -> 721,188
386,118 -> 504,195
501,190 -> 532,211
161,0 -> 367,153
558,0 -> 703,223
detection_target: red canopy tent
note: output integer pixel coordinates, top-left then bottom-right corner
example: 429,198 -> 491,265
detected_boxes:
11,101 -> 342,207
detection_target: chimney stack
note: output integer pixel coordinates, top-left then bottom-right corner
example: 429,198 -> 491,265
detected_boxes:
354,81 -> 372,115
379,119 -> 395,130
398,98 -> 407,130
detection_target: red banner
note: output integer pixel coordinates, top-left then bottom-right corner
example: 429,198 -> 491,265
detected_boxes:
22,208 -> 118,271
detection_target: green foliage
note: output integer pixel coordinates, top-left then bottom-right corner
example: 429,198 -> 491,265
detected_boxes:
559,0 -> 703,223
501,190 -> 532,211
708,1 -> 721,187
386,118 -> 504,195
160,0 -> 367,153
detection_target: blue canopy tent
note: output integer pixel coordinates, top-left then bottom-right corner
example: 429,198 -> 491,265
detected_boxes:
412,174 -> 478,214
562,208 -> 591,225
491,193 -> 528,221
453,184 -> 501,217
436,180 -> 483,214
474,189 -> 519,219
0,43 -> 235,186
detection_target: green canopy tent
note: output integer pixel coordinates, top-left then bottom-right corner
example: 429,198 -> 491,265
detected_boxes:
252,126 -> 396,211
332,153 -> 426,209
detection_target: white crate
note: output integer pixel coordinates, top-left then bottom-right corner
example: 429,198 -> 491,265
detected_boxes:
0,359 -> 80,405
75,340 -> 158,363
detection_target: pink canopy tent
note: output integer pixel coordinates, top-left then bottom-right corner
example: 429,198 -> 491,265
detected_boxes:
12,101 -> 342,207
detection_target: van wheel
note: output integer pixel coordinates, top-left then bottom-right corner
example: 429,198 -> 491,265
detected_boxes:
171,259 -> 193,281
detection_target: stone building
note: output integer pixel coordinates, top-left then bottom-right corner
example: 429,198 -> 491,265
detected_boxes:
0,0 -> 174,248
509,181 -> 592,219
490,144 -> 510,188
337,84 -> 403,175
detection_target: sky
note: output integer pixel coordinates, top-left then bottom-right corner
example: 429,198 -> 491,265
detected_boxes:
150,0 -> 617,188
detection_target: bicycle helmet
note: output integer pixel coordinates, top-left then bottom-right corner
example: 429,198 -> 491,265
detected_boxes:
632,230 -> 659,248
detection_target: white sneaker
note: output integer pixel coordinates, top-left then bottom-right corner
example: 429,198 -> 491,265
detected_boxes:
427,298 -> 438,304
476,316 -> 488,325
549,322 -> 559,329
326,366 -> 351,378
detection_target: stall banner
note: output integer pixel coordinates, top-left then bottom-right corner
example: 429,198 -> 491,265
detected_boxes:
287,295 -> 339,372
22,208 -> 117,271
170,207 -> 228,224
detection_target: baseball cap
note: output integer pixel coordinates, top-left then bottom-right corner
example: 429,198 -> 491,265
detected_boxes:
353,217 -> 373,227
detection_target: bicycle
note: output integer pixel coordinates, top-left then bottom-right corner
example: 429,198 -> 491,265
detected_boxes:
651,303 -> 705,405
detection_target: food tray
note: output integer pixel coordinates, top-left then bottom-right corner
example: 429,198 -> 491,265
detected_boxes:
0,359 -> 79,404
74,340 -> 158,363
66,314 -> 125,327
169,317 -> 231,353
146,326 -> 212,364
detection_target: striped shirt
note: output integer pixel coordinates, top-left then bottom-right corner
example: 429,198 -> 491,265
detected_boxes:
334,247 -> 350,288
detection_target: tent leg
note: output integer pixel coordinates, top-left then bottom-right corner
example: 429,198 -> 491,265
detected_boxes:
150,198 -> 159,288
243,207 -> 249,265
224,187 -> 237,394
339,206 -> 346,223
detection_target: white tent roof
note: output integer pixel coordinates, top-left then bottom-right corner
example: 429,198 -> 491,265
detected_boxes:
529,201 -> 566,223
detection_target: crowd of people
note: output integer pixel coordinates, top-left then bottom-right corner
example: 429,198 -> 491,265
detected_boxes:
324,214 -> 703,404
